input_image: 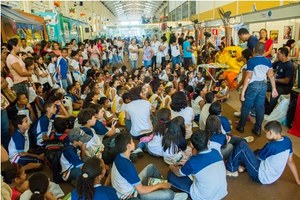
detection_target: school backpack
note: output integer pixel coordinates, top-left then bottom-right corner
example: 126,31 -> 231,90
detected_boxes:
45,132 -> 69,183
28,117 -> 41,149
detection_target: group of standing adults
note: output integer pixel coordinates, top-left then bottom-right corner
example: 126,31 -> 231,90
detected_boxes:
128,33 -> 196,71
236,28 -> 298,136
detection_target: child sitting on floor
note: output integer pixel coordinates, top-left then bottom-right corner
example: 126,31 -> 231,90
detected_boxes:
162,116 -> 192,165
168,129 -> 228,200
132,108 -> 171,157
8,115 -> 44,172
226,120 -> 300,185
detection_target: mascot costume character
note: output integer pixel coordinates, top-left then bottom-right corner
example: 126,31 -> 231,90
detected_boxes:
217,46 -> 244,89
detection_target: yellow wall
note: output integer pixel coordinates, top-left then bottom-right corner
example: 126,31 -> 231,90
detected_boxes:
193,0 -> 300,22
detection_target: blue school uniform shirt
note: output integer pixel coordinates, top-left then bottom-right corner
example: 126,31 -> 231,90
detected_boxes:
60,145 -> 83,173
258,136 -> 293,184
247,56 -> 272,83
57,57 -> 68,79
35,115 -> 54,146
208,133 -> 227,156
179,149 -> 227,200
111,154 -> 140,199
218,115 -> 231,134
93,120 -> 109,137
71,184 -> 119,200
8,130 -> 30,163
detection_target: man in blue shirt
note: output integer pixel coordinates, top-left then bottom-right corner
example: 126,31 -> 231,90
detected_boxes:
236,42 -> 278,136
238,28 -> 258,52
56,48 -> 69,91
183,36 -> 194,69
168,130 -> 227,200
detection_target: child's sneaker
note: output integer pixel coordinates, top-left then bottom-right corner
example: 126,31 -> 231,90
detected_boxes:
132,148 -> 144,158
234,111 -> 241,117
129,153 -> 138,163
238,166 -> 245,173
226,170 -> 239,178
244,136 -> 254,143
173,192 -> 188,200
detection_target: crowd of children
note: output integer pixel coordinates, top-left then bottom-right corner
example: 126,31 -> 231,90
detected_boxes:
1,36 -> 300,200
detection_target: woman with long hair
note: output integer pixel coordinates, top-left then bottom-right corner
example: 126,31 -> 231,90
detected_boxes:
259,28 -> 273,58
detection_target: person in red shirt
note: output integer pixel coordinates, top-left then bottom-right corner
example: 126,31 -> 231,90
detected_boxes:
259,28 -> 273,58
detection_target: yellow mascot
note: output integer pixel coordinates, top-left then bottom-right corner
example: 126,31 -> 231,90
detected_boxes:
217,46 -> 244,90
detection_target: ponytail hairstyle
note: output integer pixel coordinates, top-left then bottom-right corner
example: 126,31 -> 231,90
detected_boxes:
154,108 -> 171,136
77,157 -> 105,200
162,116 -> 186,154
205,115 -> 222,139
29,172 -> 49,200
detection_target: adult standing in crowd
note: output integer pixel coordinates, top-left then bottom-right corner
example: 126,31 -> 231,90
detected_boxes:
88,40 -> 101,69
6,38 -> 32,95
129,38 -> 139,71
170,34 -> 182,69
265,47 -> 294,115
151,34 -> 160,69
52,41 -> 62,56
183,36 -> 194,69
236,42 -> 278,136
20,38 -> 34,53
158,35 -> 168,68
143,40 -> 154,69
238,28 -> 259,52
259,28 -> 273,59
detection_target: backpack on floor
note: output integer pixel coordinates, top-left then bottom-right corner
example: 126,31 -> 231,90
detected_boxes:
45,132 -> 69,183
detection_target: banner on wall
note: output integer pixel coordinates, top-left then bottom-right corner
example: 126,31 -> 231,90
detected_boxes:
270,30 -> 279,44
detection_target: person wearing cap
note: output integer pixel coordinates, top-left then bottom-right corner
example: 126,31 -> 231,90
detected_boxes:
60,127 -> 88,183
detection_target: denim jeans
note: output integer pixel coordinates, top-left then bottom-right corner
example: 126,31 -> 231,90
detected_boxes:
239,81 -> 267,131
90,57 -> 100,68
172,56 -> 181,69
130,60 -> 138,71
168,171 -> 192,195
144,60 -> 152,69
138,164 -> 174,200
61,79 -> 68,91
151,56 -> 157,69
226,141 -> 260,182
1,109 -> 10,150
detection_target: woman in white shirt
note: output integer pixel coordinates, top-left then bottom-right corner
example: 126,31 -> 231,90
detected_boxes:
128,39 -> 139,72
151,34 -> 161,69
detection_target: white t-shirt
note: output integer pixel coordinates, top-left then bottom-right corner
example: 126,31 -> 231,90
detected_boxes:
125,99 -> 153,137
191,96 -> 203,116
199,103 -> 211,130
20,46 -> 34,53
128,44 -> 138,61
147,134 -> 164,156
151,41 -> 161,55
171,107 -> 194,139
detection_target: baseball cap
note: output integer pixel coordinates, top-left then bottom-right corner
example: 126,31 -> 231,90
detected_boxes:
68,128 -> 92,143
